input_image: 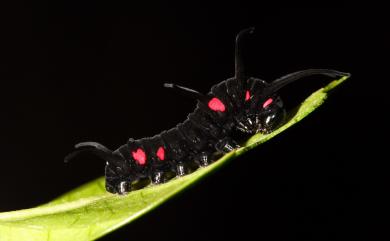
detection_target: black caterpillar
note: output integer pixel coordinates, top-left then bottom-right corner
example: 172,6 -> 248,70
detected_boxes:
65,28 -> 349,194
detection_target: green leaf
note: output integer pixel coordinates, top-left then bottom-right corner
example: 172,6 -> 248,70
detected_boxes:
0,75 -> 349,241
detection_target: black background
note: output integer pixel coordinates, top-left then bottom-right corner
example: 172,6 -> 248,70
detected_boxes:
0,2 -> 389,241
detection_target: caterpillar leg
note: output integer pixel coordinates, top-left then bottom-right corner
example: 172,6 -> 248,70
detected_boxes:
175,161 -> 198,176
215,137 -> 240,153
151,170 -> 176,184
106,179 -> 132,195
194,151 -> 213,167
151,171 -> 164,184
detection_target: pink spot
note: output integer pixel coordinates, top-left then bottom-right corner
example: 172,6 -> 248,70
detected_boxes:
156,146 -> 165,161
262,98 -> 273,108
208,97 -> 226,112
245,90 -> 251,101
132,148 -> 146,165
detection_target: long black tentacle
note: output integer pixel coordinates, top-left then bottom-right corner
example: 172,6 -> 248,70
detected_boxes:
64,141 -> 122,165
235,27 -> 255,85
163,83 -> 207,102
266,69 -> 351,94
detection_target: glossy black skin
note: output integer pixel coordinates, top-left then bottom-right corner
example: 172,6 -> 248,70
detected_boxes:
65,28 -> 349,195
103,76 -> 285,194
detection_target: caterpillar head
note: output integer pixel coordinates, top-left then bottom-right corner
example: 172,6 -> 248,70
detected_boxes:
232,28 -> 349,135
236,96 -> 286,134
235,69 -> 349,135
235,79 -> 286,134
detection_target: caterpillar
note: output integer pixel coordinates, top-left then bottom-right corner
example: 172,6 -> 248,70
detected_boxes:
65,27 -> 349,195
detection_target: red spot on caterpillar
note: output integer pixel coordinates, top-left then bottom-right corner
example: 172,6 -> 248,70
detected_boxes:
262,98 -> 273,108
245,90 -> 251,101
132,148 -> 146,165
208,97 -> 225,112
156,146 -> 165,161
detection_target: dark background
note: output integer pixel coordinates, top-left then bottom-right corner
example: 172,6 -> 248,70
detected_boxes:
0,2 -> 389,241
